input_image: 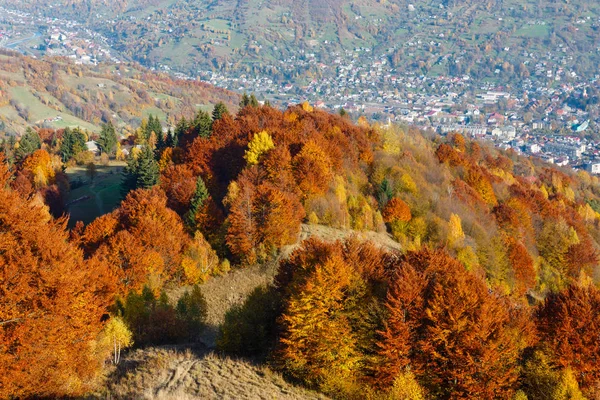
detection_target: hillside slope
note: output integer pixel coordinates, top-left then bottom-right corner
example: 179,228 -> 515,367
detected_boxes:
3,0 -> 599,85
0,52 -> 238,136
101,348 -> 328,400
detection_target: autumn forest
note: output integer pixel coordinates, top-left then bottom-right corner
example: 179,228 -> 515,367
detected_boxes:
1,99 -> 600,399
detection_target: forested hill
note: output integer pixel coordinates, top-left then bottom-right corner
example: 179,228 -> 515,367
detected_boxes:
3,0 -> 600,85
0,52 -> 238,136
1,100 -> 600,398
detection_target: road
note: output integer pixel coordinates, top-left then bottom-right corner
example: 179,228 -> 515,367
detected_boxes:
1,32 -> 41,54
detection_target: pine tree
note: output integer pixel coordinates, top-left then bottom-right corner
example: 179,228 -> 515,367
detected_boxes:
174,117 -> 188,145
249,94 -> 259,107
240,92 -> 251,108
59,127 -> 86,162
136,145 -> 160,189
155,127 -> 166,153
165,128 -> 176,148
144,115 -> 162,141
15,128 -> 41,161
121,145 -> 159,195
185,175 -> 209,230
193,110 -> 212,138
97,121 -> 118,156
212,102 -> 229,121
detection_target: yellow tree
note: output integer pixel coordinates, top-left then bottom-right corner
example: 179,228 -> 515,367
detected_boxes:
447,213 -> 465,248
278,255 -> 361,392
244,130 -> 274,165
98,316 -> 133,365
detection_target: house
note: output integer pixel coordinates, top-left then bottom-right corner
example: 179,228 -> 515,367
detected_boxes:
586,162 -> 600,174
532,121 -> 545,130
85,141 -> 100,155
487,112 -> 505,125
491,126 -> 516,140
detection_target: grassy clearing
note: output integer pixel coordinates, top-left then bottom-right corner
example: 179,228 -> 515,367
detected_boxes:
515,24 -> 550,38
142,106 -> 168,121
65,162 -> 126,226
8,85 -> 98,131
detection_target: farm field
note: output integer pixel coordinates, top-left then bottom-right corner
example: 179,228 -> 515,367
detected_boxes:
65,161 -> 126,226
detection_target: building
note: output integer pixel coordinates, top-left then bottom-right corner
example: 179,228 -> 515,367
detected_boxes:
586,162 -> 600,174
85,141 -> 100,155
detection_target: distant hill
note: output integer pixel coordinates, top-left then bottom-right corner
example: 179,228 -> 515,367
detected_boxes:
3,0 -> 600,86
0,51 -> 238,137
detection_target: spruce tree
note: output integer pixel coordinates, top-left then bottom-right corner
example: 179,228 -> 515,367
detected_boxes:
144,115 -> 162,142
212,102 -> 229,121
156,127 -> 165,152
59,127 -> 74,162
121,152 -> 139,197
249,94 -> 259,107
121,145 -> 159,196
15,128 -> 41,161
193,110 -> 212,138
165,128 -> 175,148
185,175 -> 209,230
136,145 -> 160,189
174,117 -> 188,145
240,92 -> 250,108
97,121 -> 118,156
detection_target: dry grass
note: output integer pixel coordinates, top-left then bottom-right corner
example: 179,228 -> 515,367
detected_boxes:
169,223 -> 401,348
98,347 -> 328,400
97,224 -> 397,399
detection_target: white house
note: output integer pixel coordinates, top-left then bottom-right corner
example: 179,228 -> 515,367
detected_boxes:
85,141 -> 100,155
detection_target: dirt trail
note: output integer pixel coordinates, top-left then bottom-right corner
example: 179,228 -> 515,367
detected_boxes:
104,348 -> 328,400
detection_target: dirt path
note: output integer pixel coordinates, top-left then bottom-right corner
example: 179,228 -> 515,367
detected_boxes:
104,348 -> 327,400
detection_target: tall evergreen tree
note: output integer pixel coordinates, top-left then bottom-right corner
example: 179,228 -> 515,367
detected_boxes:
185,175 -> 209,230
249,94 -> 259,107
165,128 -> 175,148
15,128 -> 41,161
240,92 -> 250,108
97,121 -> 118,156
156,127 -> 166,151
59,127 -> 86,162
136,145 -> 160,189
174,117 -> 188,146
121,145 -> 160,196
212,102 -> 229,121
144,115 -> 162,142
193,110 -> 212,138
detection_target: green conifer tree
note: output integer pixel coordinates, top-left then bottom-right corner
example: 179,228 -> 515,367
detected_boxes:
97,121 -> 118,156
193,110 -> 212,138
15,128 -> 41,161
185,175 -> 209,230
212,102 -> 229,121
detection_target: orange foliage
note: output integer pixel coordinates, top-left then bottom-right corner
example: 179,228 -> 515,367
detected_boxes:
293,139 -> 333,198
377,249 -> 534,398
566,237 -> 598,279
382,197 -> 412,223
507,239 -> 536,296
435,143 -> 464,166
463,166 -> 497,206
537,284 -> 600,392
226,168 -> 305,263
0,173 -> 115,398
85,187 -> 189,292
160,164 -> 197,215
